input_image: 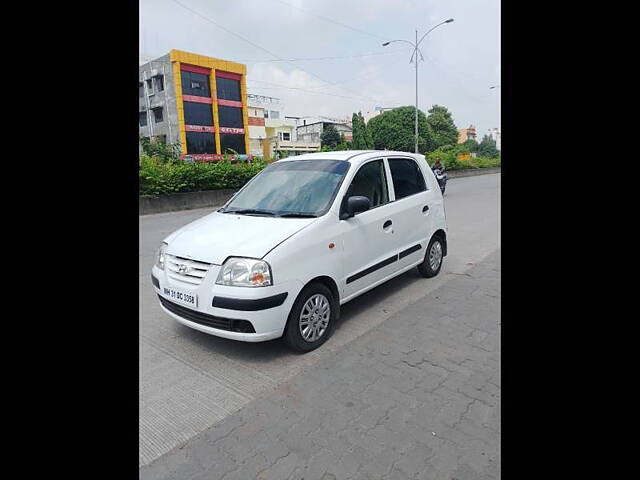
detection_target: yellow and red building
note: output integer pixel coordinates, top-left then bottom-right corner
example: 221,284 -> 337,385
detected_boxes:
139,49 -> 250,161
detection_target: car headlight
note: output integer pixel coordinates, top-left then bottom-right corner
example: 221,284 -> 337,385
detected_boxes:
216,257 -> 272,287
155,243 -> 168,270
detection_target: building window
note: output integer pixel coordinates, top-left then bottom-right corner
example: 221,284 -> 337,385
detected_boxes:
216,76 -> 241,101
146,78 -> 153,94
181,70 -> 211,97
279,132 -> 290,141
139,111 -> 147,127
217,105 -> 244,128
387,158 -> 427,199
183,101 -> 213,126
219,133 -> 246,154
264,110 -> 269,118
270,110 -> 280,119
154,75 -> 164,92
186,131 -> 216,154
139,82 -> 144,98
152,107 -> 163,123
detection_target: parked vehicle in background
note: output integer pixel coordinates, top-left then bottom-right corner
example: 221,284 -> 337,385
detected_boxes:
151,150 -> 448,352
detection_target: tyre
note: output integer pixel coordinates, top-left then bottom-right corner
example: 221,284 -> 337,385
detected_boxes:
417,234 -> 445,278
283,282 -> 337,352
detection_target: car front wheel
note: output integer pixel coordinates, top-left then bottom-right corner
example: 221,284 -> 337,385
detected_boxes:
283,283 -> 337,352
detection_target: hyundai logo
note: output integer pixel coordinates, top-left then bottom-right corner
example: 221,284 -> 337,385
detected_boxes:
177,264 -> 190,274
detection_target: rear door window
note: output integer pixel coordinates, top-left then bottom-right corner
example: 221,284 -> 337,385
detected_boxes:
388,158 -> 427,199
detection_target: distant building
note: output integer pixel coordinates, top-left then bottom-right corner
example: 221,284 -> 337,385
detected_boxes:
363,107 -> 395,124
458,125 -> 477,143
139,49 -> 249,161
488,128 -> 501,150
247,95 -> 321,159
296,119 -> 353,145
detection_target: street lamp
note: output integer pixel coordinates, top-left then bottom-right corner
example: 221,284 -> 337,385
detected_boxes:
383,18 -> 454,153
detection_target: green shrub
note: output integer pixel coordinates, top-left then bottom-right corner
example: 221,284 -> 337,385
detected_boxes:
140,137 -> 182,163
139,154 -> 267,196
426,146 -> 500,171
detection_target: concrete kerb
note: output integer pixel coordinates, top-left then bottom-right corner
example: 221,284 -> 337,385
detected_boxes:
139,188 -> 236,215
139,167 -> 500,216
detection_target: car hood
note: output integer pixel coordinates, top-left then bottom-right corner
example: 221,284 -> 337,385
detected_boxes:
164,211 -> 317,265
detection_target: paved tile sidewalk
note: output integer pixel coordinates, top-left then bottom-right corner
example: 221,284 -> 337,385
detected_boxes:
140,250 -> 501,480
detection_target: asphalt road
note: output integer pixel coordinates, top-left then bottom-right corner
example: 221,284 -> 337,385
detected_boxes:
139,173 -> 500,467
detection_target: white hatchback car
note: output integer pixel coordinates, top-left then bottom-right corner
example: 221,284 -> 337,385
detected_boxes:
151,150 -> 447,352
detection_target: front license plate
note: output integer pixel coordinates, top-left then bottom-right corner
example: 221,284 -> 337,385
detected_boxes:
162,286 -> 198,308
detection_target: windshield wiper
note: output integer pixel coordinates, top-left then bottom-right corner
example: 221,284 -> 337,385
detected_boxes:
277,212 -> 318,218
222,208 -> 277,216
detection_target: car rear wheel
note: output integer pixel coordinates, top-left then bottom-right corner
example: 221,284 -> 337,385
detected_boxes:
283,282 -> 337,352
417,235 -> 444,278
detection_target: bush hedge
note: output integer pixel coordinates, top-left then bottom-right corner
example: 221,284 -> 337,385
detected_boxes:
139,154 -> 267,197
139,151 -> 500,197
426,145 -> 500,171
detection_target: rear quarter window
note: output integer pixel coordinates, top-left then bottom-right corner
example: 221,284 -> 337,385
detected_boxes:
388,158 -> 427,199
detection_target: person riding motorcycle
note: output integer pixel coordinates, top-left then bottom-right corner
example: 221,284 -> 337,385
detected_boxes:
431,160 -> 447,194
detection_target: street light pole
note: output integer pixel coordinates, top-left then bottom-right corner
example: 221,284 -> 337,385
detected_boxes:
383,18 -> 454,154
415,29 -> 419,154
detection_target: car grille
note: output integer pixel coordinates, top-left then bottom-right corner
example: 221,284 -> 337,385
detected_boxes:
165,254 -> 212,286
158,295 -> 255,333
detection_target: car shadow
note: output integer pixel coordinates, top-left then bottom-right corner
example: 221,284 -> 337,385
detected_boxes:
173,268 -> 425,361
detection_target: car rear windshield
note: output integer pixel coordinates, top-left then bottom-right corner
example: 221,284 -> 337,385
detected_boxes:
222,160 -> 350,216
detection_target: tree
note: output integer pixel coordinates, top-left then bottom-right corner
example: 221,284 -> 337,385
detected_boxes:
367,106 -> 435,154
364,116 -> 374,149
351,112 -> 373,149
461,138 -> 479,153
477,134 -> 499,157
321,124 -> 341,148
426,105 -> 459,149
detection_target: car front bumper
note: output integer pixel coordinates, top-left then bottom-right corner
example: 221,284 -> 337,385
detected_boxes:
151,264 -> 301,342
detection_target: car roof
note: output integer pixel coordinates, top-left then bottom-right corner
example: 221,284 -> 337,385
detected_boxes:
276,150 -> 425,168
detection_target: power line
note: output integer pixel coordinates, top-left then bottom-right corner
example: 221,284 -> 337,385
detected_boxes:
168,0 -> 386,104
308,55 -> 409,93
266,0 -> 389,41
243,49 -> 408,64
246,79 -> 385,102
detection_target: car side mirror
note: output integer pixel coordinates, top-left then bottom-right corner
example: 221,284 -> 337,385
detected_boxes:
340,195 -> 371,220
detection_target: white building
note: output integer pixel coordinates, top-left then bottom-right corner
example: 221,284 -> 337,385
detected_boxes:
488,128 -> 501,151
247,94 -> 320,159
363,107 -> 395,124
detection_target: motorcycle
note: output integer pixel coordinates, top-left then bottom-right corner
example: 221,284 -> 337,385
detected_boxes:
433,167 -> 447,195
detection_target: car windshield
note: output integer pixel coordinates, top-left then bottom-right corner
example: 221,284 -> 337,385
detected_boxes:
221,160 -> 350,217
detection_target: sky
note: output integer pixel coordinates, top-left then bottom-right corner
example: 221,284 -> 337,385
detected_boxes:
140,0 -> 500,137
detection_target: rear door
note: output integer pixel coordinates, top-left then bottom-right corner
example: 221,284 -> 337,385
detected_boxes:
339,158 -> 399,299
386,156 -> 434,270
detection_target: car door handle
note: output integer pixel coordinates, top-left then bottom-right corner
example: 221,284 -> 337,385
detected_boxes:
383,220 -> 393,229
422,205 -> 429,213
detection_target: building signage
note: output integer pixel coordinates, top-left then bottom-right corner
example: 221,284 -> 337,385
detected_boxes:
248,117 -> 265,126
181,153 -> 253,162
218,127 -> 245,134
185,125 -> 215,133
